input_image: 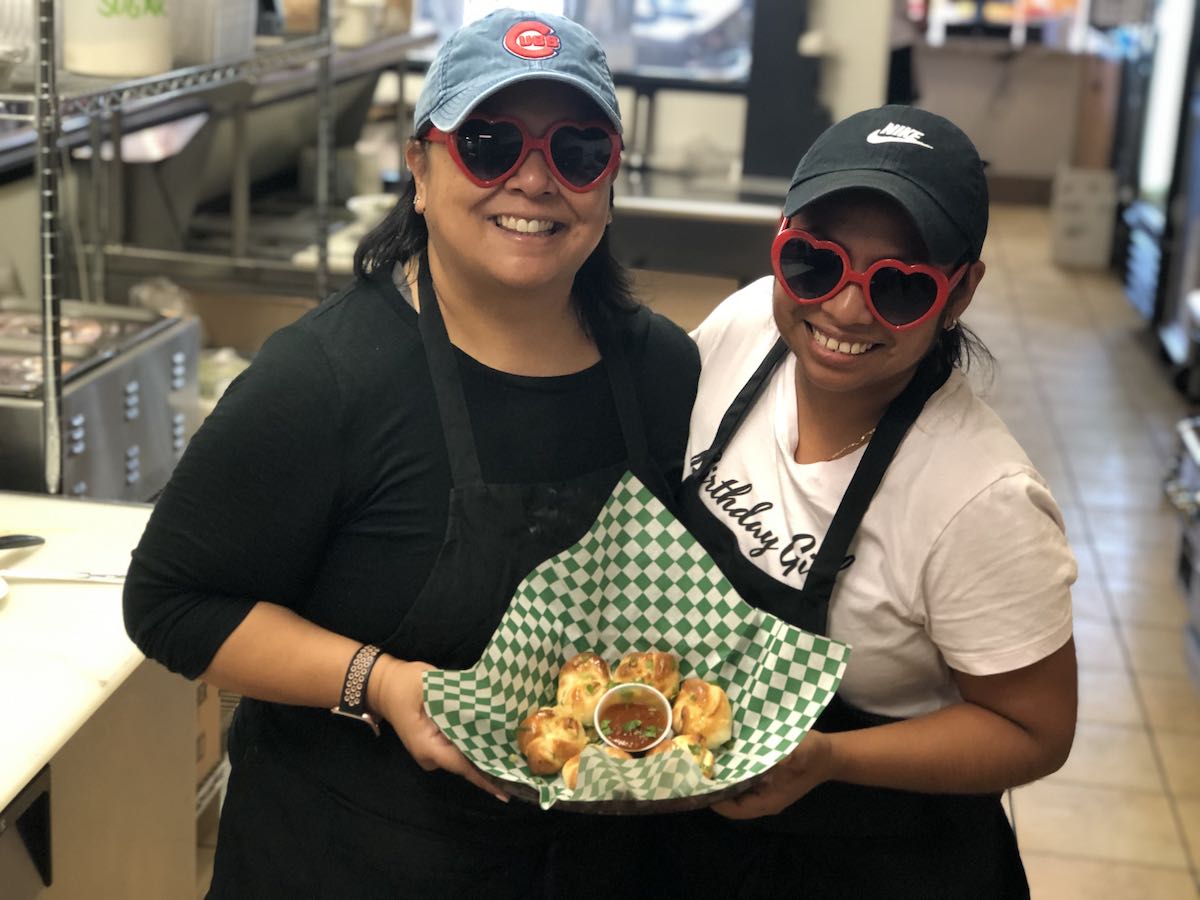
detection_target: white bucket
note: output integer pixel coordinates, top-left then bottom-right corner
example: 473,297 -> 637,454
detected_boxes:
334,0 -> 384,47
63,0 -> 173,78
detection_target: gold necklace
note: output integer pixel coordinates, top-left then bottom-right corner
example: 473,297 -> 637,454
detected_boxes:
824,427 -> 877,462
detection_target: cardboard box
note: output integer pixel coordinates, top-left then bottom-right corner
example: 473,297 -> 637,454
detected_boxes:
1051,166 -> 1118,269
1052,165 -> 1118,206
196,680 -> 222,787
188,290 -> 318,357
1073,55 -> 1122,170
280,0 -> 319,33
1052,218 -> 1116,268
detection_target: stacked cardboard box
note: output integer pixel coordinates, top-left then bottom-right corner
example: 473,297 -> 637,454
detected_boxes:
1051,165 -> 1119,269
196,680 -> 222,787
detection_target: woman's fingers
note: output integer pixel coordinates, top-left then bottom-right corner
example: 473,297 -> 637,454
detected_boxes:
711,733 -> 836,820
384,661 -> 509,802
441,748 -> 511,803
710,776 -> 781,819
416,732 -> 509,802
712,783 -> 797,819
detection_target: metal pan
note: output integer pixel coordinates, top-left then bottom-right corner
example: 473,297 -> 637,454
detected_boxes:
500,770 -> 763,816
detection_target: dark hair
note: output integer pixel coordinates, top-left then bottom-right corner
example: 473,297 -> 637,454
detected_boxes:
353,170 -> 427,280
926,253 -> 994,382
353,144 -> 638,326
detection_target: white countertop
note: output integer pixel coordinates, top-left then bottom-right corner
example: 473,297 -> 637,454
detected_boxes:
0,491 -> 152,810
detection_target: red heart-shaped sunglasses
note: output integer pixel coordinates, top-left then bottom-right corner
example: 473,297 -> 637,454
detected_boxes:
771,222 -> 968,331
425,116 -> 621,193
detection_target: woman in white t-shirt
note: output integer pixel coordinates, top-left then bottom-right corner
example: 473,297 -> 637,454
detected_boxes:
662,107 -> 1076,899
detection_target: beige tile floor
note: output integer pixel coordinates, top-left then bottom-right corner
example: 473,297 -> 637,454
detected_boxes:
641,204 -> 1200,898
968,205 -> 1200,899
197,205 -> 1200,898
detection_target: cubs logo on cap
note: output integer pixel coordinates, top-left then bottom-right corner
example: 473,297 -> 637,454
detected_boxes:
504,20 -> 562,60
412,9 -> 623,136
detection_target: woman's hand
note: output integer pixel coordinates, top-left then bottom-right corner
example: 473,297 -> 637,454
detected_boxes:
369,655 -> 510,803
711,729 -> 836,820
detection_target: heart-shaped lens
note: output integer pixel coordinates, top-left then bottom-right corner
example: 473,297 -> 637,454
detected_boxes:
868,266 -> 940,326
550,125 -> 615,186
456,119 -> 525,181
779,237 -> 844,300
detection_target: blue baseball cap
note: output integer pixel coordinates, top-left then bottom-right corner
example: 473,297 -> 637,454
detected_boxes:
413,9 -> 622,136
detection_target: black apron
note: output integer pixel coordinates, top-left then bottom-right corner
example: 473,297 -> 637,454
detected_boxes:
662,340 -> 1029,899
208,257 -> 672,900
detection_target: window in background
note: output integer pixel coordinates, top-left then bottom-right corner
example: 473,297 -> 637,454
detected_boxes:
413,0 -> 754,79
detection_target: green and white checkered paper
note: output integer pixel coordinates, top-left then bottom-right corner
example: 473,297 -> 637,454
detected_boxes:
424,472 -> 850,810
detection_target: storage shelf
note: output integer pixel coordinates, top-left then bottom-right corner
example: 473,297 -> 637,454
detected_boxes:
11,0 -> 432,496
0,29 -> 432,123
0,30 -> 433,173
0,36 -> 330,122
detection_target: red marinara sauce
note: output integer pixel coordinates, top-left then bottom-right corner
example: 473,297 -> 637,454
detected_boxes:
598,702 -> 669,752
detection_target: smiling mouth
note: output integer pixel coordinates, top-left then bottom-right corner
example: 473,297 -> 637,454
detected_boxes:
492,214 -> 562,235
806,322 -> 877,356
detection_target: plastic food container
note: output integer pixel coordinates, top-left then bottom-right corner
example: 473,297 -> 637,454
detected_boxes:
593,683 -> 672,754
63,0 -> 173,78
346,193 -> 396,230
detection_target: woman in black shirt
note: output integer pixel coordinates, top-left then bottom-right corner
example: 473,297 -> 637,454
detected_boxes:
124,10 -> 698,898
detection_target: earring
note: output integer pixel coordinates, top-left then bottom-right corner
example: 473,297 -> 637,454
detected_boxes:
414,195 -> 425,215
945,319 -> 958,331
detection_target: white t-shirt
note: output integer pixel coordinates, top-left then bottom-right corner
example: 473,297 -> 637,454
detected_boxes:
686,278 -> 1076,719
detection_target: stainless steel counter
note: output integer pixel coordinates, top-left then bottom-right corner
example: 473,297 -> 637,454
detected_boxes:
611,170 -> 787,284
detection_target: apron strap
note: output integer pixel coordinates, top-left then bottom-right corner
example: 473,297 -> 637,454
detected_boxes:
413,252 -> 663,496
591,311 -> 676,506
691,337 -> 790,485
800,357 -> 950,606
685,333 -> 951,629
415,250 -> 486,487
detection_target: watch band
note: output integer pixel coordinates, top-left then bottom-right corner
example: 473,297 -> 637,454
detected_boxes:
330,643 -> 383,736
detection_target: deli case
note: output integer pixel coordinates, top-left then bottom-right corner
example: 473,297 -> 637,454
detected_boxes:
0,300 -> 200,502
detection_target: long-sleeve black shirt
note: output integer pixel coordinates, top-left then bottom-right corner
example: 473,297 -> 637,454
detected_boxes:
123,276 -> 700,678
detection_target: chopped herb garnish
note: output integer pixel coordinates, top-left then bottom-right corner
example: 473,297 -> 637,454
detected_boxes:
643,726 -> 659,737
600,719 -> 613,736
585,683 -> 598,695
622,719 -> 642,733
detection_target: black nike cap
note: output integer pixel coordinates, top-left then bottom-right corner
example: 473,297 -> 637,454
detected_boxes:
782,105 -> 988,265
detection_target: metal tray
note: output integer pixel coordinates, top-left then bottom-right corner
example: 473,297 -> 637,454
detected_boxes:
500,771 -> 763,816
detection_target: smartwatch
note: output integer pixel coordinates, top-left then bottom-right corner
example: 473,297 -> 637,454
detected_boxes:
330,643 -> 383,736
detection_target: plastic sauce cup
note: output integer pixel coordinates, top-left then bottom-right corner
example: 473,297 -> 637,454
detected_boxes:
593,683 -> 673,753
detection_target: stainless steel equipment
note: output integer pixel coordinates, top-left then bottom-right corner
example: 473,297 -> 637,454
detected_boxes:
0,300 -> 200,501
1165,416 -> 1200,690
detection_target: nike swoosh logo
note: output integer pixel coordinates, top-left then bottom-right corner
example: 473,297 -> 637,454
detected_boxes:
866,130 -> 933,149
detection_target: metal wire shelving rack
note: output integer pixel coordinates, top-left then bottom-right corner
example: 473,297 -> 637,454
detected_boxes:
0,0 -> 337,497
